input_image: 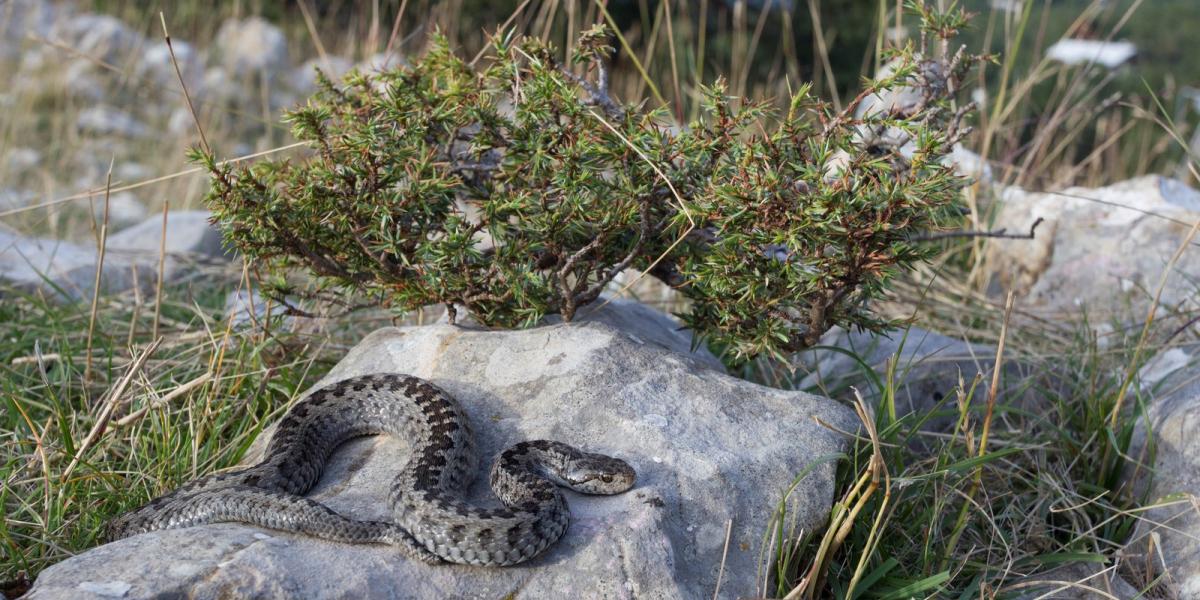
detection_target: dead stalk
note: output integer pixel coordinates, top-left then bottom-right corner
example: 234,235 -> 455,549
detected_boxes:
84,159 -> 114,385
153,201 -> 168,340
127,263 -> 141,348
978,291 -> 1016,456
160,12 -> 210,154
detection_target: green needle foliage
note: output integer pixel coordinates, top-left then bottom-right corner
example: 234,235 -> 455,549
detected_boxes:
196,8 -> 984,362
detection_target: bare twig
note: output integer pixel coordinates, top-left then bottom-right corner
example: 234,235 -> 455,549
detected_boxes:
911,217 -> 1044,242
11,353 -> 62,366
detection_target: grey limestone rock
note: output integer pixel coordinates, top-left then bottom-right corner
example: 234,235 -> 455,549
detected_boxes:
984,176 -> 1200,320
214,17 -> 290,80
28,300 -> 857,599
795,326 -> 1037,426
0,211 -> 230,299
1124,349 -> 1200,598
106,210 -> 227,259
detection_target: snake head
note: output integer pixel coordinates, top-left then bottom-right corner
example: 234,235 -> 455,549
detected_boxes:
563,456 -> 637,495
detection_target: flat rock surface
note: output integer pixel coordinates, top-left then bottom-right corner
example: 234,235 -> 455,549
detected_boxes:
28,300 -> 857,599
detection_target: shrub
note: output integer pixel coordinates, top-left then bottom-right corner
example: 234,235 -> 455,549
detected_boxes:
195,8 -> 983,361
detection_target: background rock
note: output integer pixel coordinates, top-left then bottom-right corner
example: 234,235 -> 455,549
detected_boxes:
1008,562 -> 1141,599
0,0 -> 57,61
134,39 -> 204,92
795,326 -> 1038,426
984,176 -> 1200,320
223,288 -> 287,328
28,300 -> 857,599
214,17 -> 289,80
0,222 -> 124,298
289,56 -> 354,96
50,13 -> 143,66
106,210 -> 227,258
0,211 -> 231,299
75,106 -> 150,139
90,192 -> 147,229
1124,356 -> 1200,598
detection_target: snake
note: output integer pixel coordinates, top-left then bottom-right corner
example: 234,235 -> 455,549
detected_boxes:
106,373 -> 637,567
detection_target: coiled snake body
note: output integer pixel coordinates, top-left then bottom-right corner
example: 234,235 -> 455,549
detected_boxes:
108,374 -> 637,566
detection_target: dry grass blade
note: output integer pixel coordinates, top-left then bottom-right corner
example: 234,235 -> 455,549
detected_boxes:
0,142 -> 308,219
940,291 -> 1016,572
978,291 -> 1016,456
712,517 -> 734,600
785,391 -> 883,600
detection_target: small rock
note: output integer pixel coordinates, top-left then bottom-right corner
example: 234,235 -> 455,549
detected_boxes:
57,59 -> 108,102
51,14 -> 144,66
289,56 -> 354,95
1008,562 -> 1141,599
223,288 -> 286,327
115,162 -> 152,183
28,300 -> 857,599
0,0 -> 57,60
6,147 -> 42,172
948,143 -> 992,182
91,192 -> 148,230
1046,39 -> 1137,69
0,188 -> 35,211
214,17 -> 289,79
76,106 -> 150,139
357,52 -> 404,73
107,210 -> 227,259
166,106 -> 198,136
135,39 -> 204,91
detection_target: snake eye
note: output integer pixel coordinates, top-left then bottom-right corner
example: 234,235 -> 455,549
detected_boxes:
600,475 -> 613,483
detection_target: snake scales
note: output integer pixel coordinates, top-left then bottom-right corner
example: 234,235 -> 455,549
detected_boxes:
107,373 -> 637,566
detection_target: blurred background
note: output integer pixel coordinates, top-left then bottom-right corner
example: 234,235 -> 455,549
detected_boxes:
4,0 -> 1200,240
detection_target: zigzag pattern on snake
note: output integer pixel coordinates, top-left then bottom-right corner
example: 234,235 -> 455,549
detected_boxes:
107,373 -> 637,566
